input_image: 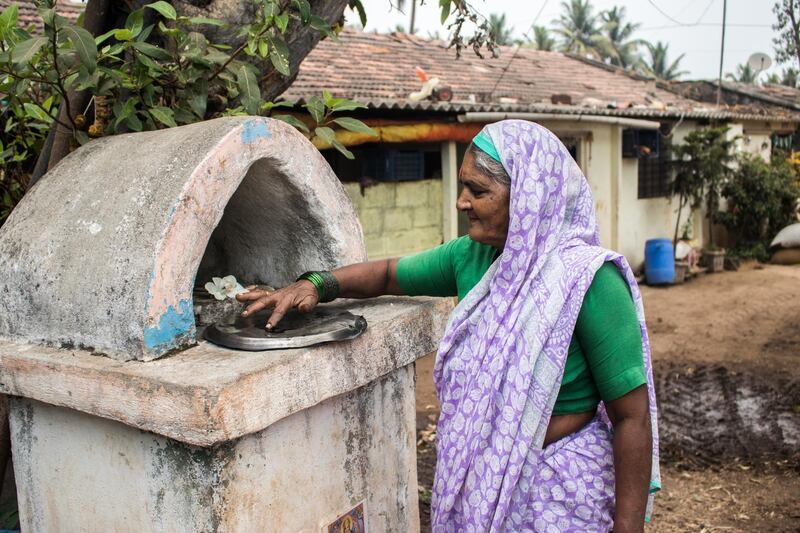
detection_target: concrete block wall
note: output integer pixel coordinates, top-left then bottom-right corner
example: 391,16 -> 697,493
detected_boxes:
343,180 -> 444,259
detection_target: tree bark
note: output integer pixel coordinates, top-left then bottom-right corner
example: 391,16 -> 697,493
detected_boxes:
28,0 -> 116,188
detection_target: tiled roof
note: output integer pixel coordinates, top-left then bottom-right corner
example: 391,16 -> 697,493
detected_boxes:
282,29 -> 800,123
0,0 -> 83,30
666,80 -> 800,114
756,83 -> 800,106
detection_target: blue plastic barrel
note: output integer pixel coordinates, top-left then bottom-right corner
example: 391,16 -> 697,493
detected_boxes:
645,238 -> 675,285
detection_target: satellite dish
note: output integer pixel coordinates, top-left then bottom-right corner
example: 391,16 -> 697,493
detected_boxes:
747,52 -> 773,74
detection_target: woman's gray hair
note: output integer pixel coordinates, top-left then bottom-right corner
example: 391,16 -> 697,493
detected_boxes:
467,143 -> 511,187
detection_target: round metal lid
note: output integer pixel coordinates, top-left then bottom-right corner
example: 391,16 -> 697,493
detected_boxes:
203,307 -> 368,351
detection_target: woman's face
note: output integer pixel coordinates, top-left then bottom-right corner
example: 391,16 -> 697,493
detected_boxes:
456,151 -> 510,249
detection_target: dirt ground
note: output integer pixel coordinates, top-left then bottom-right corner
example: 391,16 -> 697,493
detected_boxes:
415,264 -> 800,532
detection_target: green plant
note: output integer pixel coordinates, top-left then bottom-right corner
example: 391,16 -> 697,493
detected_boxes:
718,152 -> 800,259
670,127 -> 736,248
0,0 -> 378,226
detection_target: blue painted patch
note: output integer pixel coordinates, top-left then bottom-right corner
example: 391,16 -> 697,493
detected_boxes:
143,299 -> 194,352
241,120 -> 271,144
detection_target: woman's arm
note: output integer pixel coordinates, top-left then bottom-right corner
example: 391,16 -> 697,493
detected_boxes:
605,385 -> 652,533
236,258 -> 403,330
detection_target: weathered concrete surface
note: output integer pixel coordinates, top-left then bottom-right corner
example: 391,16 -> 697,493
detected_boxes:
10,365 -> 419,532
0,117 -> 365,361
0,297 -> 452,446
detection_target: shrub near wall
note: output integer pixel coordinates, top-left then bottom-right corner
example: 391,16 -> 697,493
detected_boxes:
719,153 -> 800,260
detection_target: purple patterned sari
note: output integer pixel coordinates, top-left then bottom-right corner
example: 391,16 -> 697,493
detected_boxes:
431,120 -> 660,532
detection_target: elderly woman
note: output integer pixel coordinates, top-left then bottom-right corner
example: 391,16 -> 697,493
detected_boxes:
238,120 -> 660,532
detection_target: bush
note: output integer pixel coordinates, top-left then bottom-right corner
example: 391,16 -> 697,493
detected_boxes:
719,152 -> 800,259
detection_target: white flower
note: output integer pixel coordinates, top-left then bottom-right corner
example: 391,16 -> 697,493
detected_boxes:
204,275 -> 248,301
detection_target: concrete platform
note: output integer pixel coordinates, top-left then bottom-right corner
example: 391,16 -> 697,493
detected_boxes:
0,297 -> 451,531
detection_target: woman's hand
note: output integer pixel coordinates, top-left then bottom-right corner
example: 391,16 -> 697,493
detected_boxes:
236,281 -> 319,330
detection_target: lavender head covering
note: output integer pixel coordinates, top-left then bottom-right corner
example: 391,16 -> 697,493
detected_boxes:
431,120 -> 660,531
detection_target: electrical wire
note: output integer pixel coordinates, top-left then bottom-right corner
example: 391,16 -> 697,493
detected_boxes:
488,0 -> 550,98
646,0 -> 716,27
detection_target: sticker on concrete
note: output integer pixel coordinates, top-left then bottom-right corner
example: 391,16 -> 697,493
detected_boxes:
323,501 -> 366,532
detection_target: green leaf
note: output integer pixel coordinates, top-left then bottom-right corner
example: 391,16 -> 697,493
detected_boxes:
331,99 -> 367,112
348,0 -> 367,27
189,79 -> 208,118
304,96 -> 325,124
157,20 -> 180,37
332,139 -> 354,159
439,0 -> 452,24
74,130 -> 89,145
268,35 -> 290,76
261,100 -> 296,112
23,103 -> 51,123
136,52 -> 162,71
114,28 -> 133,41
145,1 -> 177,20
258,39 -> 268,58
309,15 -> 334,37
188,17 -> 227,27
236,64 -> 261,115
132,41 -> 172,60
272,114 -> 309,133
126,112 -> 144,132
322,90 -> 334,107
333,117 -> 376,136
315,126 -> 337,147
275,12 -> 289,33
263,1 -> 280,21
292,0 -> 311,24
62,25 -> 98,72
10,36 -> 47,65
125,9 -> 144,37
0,5 -> 19,39
138,23 -> 155,42
149,106 -> 177,128
95,28 -> 117,45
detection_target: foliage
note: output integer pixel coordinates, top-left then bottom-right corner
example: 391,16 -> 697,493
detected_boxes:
765,67 -> 799,87
0,0 -> 376,225
670,127 -> 736,248
772,0 -> 800,70
726,63 -> 758,84
644,41 -> 687,81
551,0 -> 611,60
718,153 -> 800,260
488,13 -> 514,46
529,25 -> 555,51
601,6 -> 643,69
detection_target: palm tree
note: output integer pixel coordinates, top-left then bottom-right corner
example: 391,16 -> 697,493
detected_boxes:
602,6 -> 644,69
530,25 -> 556,51
644,41 -> 688,80
726,63 -> 758,84
552,0 -> 611,60
489,13 -> 515,46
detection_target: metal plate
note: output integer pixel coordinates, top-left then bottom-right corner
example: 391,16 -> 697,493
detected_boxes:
203,307 -> 367,351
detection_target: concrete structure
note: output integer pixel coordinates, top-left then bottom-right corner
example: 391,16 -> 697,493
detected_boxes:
0,117 -> 364,361
282,30 -> 800,268
0,117 -> 452,531
343,180 -> 443,259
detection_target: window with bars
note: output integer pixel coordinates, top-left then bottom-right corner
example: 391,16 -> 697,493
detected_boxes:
637,137 -> 672,199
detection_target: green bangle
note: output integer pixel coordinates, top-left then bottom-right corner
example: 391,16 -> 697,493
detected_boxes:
296,271 -> 339,303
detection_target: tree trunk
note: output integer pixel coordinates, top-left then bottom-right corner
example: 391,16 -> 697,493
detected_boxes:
28,0 -> 116,188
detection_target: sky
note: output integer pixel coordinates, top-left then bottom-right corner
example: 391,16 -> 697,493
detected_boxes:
349,0 -> 782,82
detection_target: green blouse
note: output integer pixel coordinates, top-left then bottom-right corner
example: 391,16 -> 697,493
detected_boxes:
396,236 -> 647,415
